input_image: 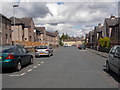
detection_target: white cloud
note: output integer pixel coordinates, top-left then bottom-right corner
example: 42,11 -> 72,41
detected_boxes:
0,2 -> 119,37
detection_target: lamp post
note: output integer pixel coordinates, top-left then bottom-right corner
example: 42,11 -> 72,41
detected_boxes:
13,5 -> 19,45
13,5 -> 19,26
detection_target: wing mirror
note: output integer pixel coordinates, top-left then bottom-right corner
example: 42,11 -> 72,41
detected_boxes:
26,50 -> 29,53
114,53 -> 120,58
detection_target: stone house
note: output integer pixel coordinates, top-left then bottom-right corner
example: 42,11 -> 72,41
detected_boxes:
35,27 -> 47,44
9,17 -> 25,43
0,13 -> 12,46
18,18 -> 35,42
104,15 -> 119,45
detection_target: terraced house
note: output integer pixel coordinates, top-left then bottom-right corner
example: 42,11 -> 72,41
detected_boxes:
35,27 -> 47,43
0,13 -> 12,46
104,15 -> 120,45
35,27 -> 59,47
46,31 -> 59,47
94,23 -> 105,49
9,17 -> 25,43
19,18 -> 35,42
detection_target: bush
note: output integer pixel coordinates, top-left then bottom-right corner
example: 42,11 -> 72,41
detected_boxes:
99,37 -> 110,48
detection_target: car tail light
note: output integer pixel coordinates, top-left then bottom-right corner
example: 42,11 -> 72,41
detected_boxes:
35,50 -> 38,52
5,54 -> 15,59
46,49 -> 49,51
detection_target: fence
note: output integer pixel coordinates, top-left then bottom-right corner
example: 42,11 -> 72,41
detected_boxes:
14,41 -> 48,47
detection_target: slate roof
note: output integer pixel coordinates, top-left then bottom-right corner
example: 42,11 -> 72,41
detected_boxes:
35,27 -> 45,34
46,31 -> 57,37
0,13 -> 11,21
95,26 -> 105,33
89,30 -> 94,36
18,18 -> 32,27
105,18 -> 118,26
9,17 -> 24,25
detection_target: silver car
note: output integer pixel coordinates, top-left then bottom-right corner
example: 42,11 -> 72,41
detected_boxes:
35,45 -> 53,57
106,45 -> 120,76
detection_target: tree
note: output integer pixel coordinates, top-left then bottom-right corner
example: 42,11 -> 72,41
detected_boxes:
99,37 -> 110,48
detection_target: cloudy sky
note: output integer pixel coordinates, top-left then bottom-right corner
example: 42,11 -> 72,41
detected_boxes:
0,0 -> 119,37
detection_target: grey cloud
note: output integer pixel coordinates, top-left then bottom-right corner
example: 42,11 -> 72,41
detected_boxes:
17,2 -> 49,18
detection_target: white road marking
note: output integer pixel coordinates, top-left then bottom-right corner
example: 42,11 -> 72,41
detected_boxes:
33,66 -> 37,69
80,50 -> 86,51
41,62 -> 44,64
38,64 -> 41,66
21,73 -> 26,76
9,74 -> 22,77
27,69 -> 32,72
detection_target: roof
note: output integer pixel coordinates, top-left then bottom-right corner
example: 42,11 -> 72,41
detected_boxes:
86,34 -> 89,38
105,18 -> 118,26
46,31 -> 57,37
0,13 -> 11,21
95,26 -> 104,33
35,27 -> 45,34
9,17 -> 24,25
18,18 -> 32,27
89,30 -> 94,36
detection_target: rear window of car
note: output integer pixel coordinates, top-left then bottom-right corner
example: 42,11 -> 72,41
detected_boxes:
35,46 -> 48,49
0,46 -> 15,53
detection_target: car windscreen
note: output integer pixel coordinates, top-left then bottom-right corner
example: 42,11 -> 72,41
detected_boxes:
0,46 -> 15,53
35,46 -> 48,49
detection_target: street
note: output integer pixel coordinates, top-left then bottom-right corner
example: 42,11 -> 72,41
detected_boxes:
2,47 -> 119,88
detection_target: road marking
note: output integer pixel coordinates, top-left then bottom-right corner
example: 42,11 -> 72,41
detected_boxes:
21,73 -> 26,76
41,62 -> 44,64
33,66 -> 37,69
27,69 -> 32,72
38,64 -> 41,66
80,50 -> 86,51
9,74 -> 22,77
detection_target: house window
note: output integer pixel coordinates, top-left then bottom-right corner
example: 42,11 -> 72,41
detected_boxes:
6,34 -> 8,39
10,34 -> 11,38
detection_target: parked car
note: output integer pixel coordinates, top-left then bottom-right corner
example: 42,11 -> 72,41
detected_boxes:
34,45 -> 53,57
78,44 -> 86,49
64,44 -> 69,47
106,45 -> 120,76
0,45 -> 34,71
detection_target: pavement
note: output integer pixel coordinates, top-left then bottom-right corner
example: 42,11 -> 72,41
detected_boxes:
2,47 -> 119,88
86,48 -> 109,58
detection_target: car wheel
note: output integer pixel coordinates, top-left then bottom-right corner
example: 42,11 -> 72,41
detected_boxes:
35,55 -> 38,58
16,61 -> 22,71
48,53 -> 50,57
30,58 -> 33,64
106,62 -> 110,72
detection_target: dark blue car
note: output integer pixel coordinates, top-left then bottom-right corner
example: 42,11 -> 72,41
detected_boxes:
0,45 -> 34,71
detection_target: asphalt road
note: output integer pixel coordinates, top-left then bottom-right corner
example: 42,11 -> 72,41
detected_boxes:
2,47 -> 120,88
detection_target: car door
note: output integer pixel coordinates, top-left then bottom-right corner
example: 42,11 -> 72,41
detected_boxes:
15,47 -> 27,65
108,46 -> 117,71
21,47 -> 31,64
113,47 -> 120,75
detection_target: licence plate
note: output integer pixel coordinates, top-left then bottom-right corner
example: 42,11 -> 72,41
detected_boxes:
40,53 -> 44,54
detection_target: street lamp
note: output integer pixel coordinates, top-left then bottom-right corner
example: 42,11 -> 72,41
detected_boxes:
13,5 -> 19,26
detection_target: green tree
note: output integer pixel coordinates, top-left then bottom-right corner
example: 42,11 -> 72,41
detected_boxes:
99,37 -> 110,48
